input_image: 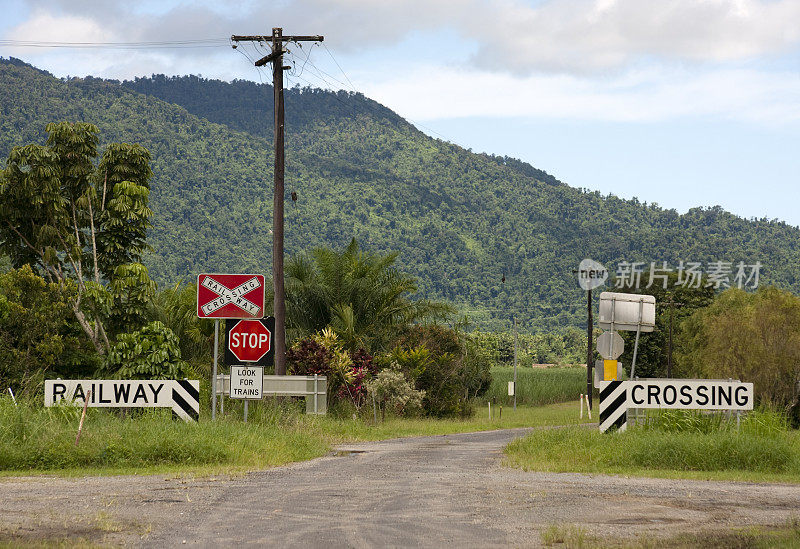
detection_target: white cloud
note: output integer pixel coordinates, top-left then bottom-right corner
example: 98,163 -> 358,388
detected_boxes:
5,8 -> 114,44
8,0 -> 800,76
361,64 -> 800,125
459,0 -> 800,74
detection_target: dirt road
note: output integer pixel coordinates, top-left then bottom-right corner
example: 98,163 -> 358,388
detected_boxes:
1,428 -> 798,547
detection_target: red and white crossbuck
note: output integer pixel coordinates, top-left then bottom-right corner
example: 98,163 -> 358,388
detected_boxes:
197,274 -> 266,319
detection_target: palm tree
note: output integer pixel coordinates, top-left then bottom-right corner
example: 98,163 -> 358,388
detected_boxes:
286,239 -> 450,351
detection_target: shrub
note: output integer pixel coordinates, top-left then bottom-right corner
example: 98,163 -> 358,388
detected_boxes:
366,363 -> 425,417
102,321 -> 188,379
389,325 -> 490,417
286,328 -> 377,411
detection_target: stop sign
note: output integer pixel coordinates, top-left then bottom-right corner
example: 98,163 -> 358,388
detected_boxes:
227,320 -> 272,363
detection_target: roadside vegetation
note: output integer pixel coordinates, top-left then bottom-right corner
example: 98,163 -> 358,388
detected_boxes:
506,409 -> 800,483
540,519 -> 800,548
0,395 -> 587,475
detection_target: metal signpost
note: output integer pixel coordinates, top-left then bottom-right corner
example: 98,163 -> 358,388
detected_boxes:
575,259 -> 608,410
230,365 -> 264,422
223,317 -> 274,422
197,273 -> 266,421
598,292 -> 655,378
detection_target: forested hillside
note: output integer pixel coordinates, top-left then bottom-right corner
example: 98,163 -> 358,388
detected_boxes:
2,58 -> 799,330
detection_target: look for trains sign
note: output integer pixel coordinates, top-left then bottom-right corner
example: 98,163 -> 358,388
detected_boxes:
197,274 -> 265,319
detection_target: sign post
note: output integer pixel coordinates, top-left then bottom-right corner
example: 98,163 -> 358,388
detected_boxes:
198,273 -> 266,420
575,259 -> 608,410
598,292 -> 655,378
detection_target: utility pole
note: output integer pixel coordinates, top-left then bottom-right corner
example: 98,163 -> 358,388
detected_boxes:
231,28 -> 323,375
586,288 -> 593,409
513,316 -> 518,411
573,267 -> 595,410
665,295 -> 684,378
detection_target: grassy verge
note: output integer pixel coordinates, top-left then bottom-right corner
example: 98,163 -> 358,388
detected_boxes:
0,396 -> 590,476
539,518 -> 800,548
506,410 -> 800,483
484,365 -> 587,406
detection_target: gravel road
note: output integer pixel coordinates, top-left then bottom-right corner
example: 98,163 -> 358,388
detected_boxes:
1,428 -> 798,547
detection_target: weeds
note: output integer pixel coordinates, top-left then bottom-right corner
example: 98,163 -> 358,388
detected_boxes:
506,409 -> 800,481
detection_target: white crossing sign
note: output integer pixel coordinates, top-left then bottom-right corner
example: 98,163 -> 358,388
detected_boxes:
44,379 -> 200,422
230,366 -> 263,400
596,378 -> 754,432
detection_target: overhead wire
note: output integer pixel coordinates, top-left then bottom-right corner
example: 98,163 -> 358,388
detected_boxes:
0,38 -> 229,49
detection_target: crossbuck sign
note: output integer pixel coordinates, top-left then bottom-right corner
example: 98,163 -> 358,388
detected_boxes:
197,274 -> 265,319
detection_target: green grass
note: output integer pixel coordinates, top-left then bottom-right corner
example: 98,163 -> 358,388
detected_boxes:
505,410 -> 800,483
0,395 -> 591,476
484,366 -> 588,406
0,398 -> 328,475
537,519 -> 800,548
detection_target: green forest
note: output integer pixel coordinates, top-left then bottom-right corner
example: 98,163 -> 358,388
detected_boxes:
2,57 -> 800,332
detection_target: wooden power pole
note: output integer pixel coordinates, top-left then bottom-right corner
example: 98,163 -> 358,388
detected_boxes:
231,28 -> 323,375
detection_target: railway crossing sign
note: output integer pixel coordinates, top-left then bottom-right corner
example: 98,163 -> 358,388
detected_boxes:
197,274 -> 265,319
224,317 -> 275,366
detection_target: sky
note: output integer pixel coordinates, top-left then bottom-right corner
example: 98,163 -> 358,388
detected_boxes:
1,0 -> 799,225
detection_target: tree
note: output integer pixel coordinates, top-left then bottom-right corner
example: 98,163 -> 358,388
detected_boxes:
676,287 -> 800,416
0,265 -> 99,393
0,122 -> 154,353
285,239 -> 451,352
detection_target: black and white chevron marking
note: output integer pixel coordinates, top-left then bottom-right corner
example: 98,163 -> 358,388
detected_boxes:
598,380 -> 627,432
172,380 -> 200,422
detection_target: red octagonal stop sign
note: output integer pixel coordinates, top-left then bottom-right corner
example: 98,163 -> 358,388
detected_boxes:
226,319 -> 273,364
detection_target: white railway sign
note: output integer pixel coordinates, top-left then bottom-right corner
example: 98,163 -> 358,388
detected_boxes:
44,379 -> 200,422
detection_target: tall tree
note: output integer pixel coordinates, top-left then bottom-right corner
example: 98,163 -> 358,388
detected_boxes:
0,122 -> 154,353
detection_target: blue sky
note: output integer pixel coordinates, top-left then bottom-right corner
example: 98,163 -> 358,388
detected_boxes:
2,0 -> 799,225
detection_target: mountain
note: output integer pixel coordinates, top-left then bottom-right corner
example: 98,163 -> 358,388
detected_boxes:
2,57 -> 799,331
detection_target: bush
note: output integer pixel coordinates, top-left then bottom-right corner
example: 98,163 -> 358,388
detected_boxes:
102,321 -> 189,379
677,287 -> 800,414
390,325 -> 491,417
0,266 -> 99,395
366,363 -> 425,417
286,328 -> 377,411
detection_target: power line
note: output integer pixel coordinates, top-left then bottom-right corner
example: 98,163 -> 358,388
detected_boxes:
0,38 -> 229,49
